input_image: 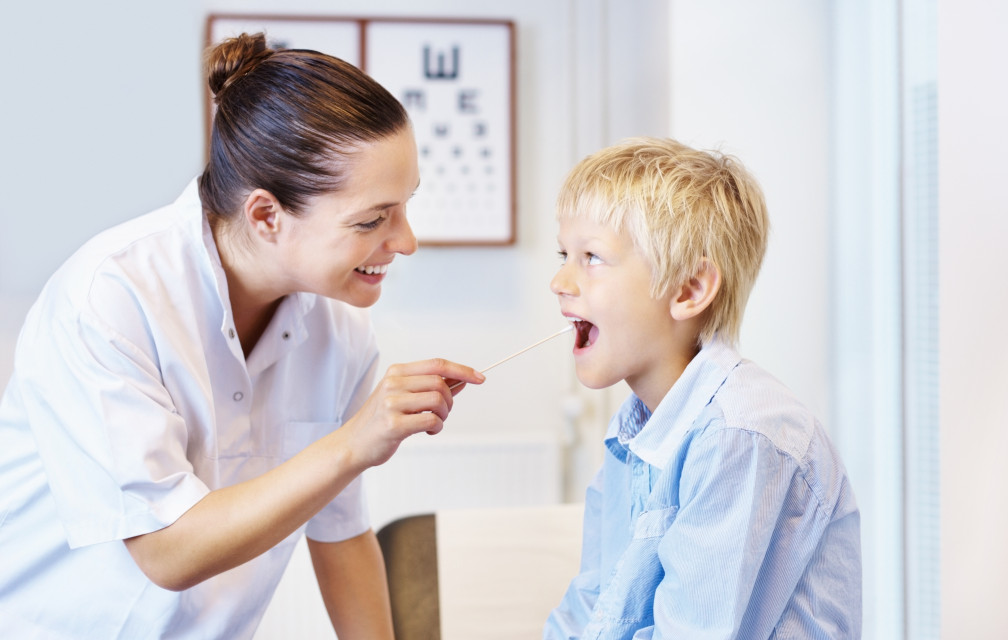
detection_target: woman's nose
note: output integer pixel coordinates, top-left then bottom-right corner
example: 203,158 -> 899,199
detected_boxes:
388,214 -> 418,256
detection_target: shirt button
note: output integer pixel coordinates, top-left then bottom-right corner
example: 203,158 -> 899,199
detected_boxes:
228,328 -> 236,339
282,331 -> 290,340
233,391 -> 244,402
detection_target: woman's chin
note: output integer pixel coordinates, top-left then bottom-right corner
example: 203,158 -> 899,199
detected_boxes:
328,286 -> 382,308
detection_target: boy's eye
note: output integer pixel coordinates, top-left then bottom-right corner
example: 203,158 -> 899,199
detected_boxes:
557,250 -> 568,263
587,253 -> 603,265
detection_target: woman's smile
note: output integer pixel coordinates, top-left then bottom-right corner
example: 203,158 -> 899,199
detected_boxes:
354,262 -> 391,284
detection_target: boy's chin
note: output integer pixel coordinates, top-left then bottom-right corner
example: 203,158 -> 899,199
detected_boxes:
574,367 -> 619,391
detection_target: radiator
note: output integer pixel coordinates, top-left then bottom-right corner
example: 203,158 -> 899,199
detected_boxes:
363,432 -> 565,529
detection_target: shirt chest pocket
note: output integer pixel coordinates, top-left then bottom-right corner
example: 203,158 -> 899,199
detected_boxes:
633,505 -> 679,539
592,505 -> 681,626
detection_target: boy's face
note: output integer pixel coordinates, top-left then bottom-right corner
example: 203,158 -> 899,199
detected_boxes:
551,216 -> 685,410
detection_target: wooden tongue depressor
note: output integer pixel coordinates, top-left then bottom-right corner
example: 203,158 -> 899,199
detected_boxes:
448,325 -> 573,390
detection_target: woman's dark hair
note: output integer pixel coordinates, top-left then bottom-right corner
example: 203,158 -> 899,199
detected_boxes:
198,32 -> 409,220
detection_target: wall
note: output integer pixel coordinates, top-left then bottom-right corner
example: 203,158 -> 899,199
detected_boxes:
939,0 -> 1008,637
0,0 -> 847,636
0,0 -> 208,382
0,1 -> 207,293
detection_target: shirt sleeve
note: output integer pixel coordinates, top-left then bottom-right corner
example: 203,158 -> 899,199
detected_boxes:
543,466 -> 604,639
17,304 -> 210,549
651,426 -> 828,639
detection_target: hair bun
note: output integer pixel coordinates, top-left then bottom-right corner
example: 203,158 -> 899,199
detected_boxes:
206,32 -> 273,100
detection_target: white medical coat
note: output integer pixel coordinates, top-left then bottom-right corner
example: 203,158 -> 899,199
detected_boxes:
0,180 -> 378,638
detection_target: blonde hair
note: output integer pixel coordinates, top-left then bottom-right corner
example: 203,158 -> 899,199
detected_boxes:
556,137 -> 769,346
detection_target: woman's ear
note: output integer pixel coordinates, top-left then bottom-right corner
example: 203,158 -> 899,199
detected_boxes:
670,257 -> 721,321
241,189 -> 283,242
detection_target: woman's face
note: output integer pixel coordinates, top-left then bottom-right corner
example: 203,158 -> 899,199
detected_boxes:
275,127 -> 420,308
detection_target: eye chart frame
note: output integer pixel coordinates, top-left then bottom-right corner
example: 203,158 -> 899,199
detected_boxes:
205,14 -> 517,246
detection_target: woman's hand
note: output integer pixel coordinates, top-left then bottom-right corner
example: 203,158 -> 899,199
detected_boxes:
340,358 -> 484,469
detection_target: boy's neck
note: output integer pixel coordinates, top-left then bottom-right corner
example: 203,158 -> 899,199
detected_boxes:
627,338 -> 701,414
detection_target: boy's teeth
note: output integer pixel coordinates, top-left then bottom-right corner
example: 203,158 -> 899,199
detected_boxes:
356,264 -> 388,275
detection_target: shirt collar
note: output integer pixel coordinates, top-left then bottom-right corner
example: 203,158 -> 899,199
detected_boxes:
182,178 -> 319,360
194,192 -> 240,346
245,292 -> 316,376
606,338 -> 742,469
603,396 -> 652,463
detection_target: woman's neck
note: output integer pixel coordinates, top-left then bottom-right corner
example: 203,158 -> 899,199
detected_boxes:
211,219 -> 284,358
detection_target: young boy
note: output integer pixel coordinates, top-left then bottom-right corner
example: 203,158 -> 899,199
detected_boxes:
543,138 -> 861,639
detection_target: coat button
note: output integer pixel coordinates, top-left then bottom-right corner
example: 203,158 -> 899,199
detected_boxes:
233,391 -> 244,402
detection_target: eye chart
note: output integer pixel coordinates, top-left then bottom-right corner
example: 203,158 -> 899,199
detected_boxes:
206,15 -> 516,246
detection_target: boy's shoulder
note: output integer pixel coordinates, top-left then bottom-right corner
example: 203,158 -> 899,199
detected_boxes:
622,341 -> 821,468
704,358 -> 822,462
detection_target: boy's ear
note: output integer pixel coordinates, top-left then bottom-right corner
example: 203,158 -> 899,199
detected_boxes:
241,189 -> 284,242
670,257 -> 721,321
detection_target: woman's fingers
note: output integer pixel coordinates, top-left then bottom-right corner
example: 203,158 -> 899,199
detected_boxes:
385,359 -> 485,407
345,358 -> 484,468
386,358 -> 485,387
377,373 -> 453,414
380,386 -> 451,421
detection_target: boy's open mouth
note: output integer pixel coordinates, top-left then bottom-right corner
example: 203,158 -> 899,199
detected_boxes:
572,319 -> 598,349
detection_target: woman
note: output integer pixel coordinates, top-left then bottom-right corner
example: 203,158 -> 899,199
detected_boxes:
0,33 -> 483,638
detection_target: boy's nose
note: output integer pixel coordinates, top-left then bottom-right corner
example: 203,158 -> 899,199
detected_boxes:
550,265 -> 577,296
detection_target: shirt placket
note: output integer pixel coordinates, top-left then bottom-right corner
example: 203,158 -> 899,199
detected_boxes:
629,452 -> 651,523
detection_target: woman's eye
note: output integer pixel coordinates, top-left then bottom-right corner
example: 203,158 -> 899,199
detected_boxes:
356,215 -> 386,231
557,250 -> 568,263
587,253 -> 603,265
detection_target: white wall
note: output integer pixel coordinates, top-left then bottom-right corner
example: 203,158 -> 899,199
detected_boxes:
0,0 -> 885,636
939,1 -> 1008,637
0,2 -> 207,294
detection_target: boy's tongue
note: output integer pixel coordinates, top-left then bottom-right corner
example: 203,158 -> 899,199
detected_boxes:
576,321 -> 598,348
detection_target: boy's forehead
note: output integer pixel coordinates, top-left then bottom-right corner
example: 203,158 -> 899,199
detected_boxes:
557,215 -> 628,243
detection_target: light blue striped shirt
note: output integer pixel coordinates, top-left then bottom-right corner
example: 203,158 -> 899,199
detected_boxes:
544,339 -> 861,639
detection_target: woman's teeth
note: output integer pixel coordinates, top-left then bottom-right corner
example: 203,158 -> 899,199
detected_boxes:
356,264 -> 388,275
